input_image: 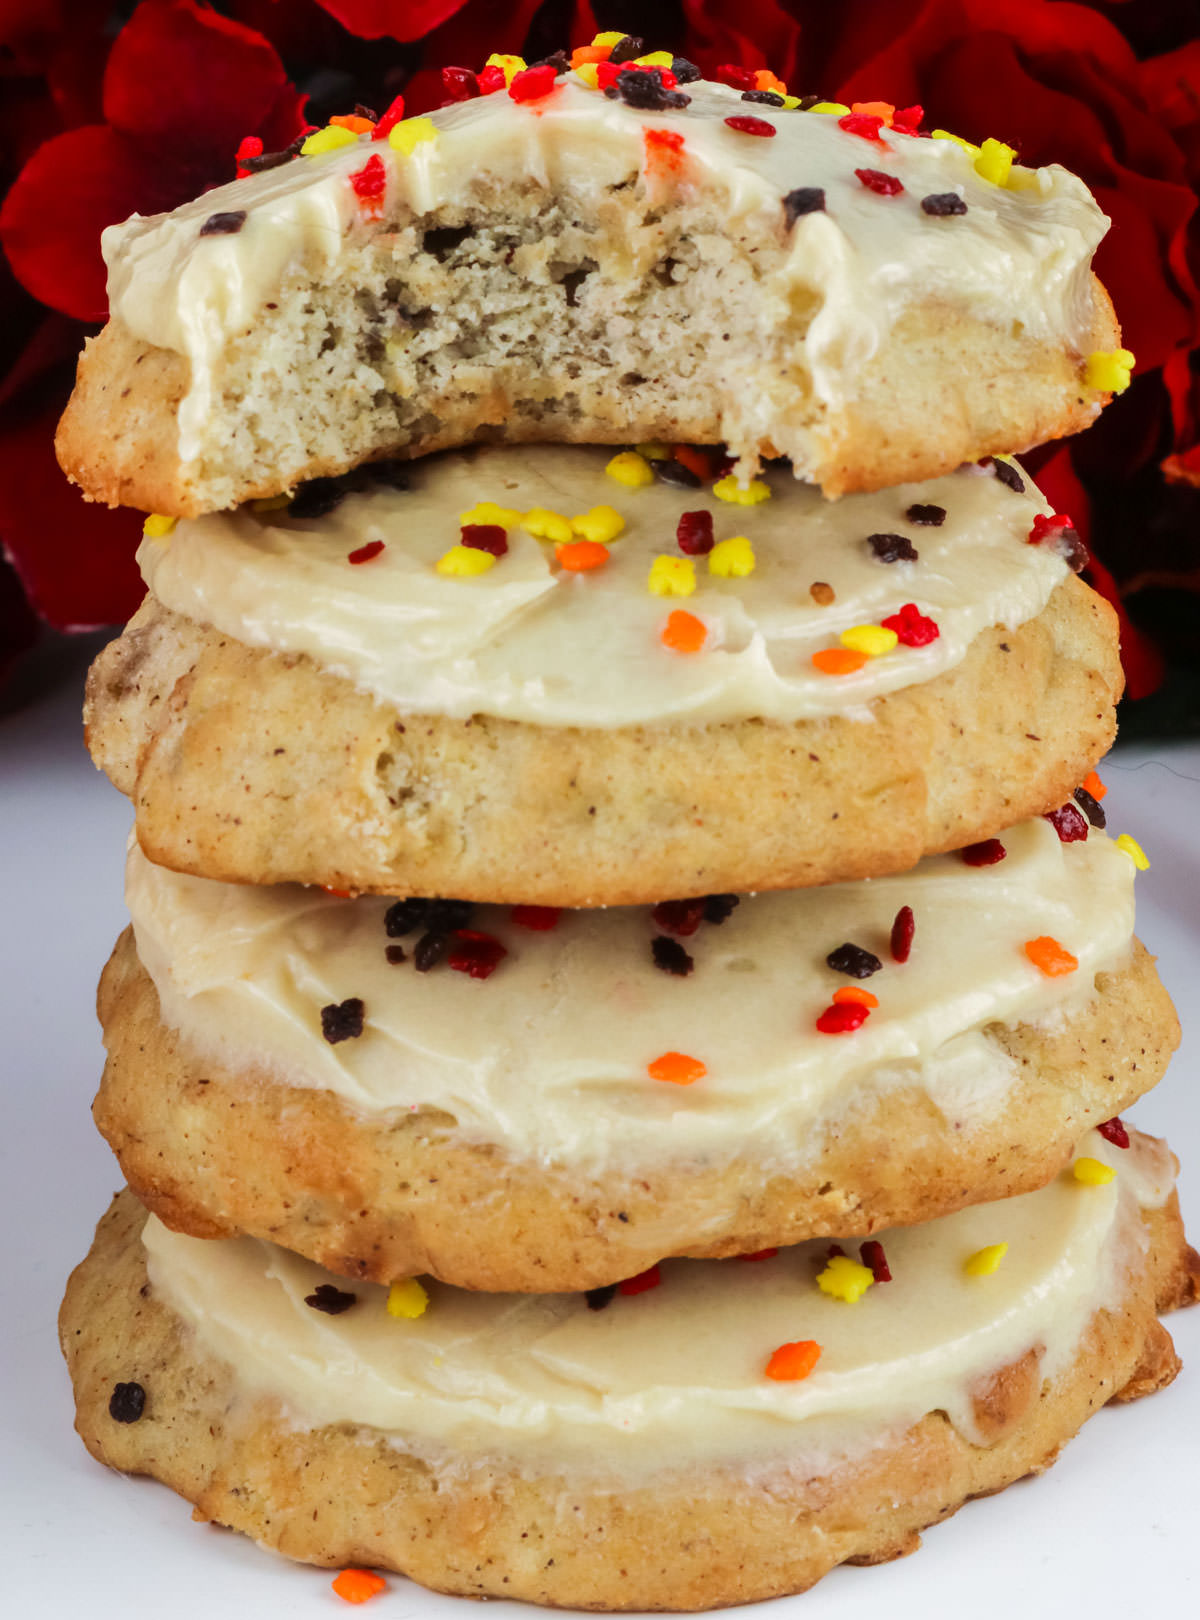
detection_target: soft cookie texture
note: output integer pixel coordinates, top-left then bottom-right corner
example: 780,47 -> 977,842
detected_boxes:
60,1184 -> 1198,1611
56,74 -> 1119,515
85,576 -> 1120,904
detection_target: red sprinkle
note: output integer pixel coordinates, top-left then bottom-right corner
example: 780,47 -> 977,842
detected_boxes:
1028,512 -> 1074,545
816,1001 -> 870,1034
511,904 -> 561,931
618,1265 -> 662,1296
235,134 -> 262,177
349,153 -> 387,215
477,63 -> 506,94
839,112 -> 887,143
440,65 -> 479,102
348,539 -> 385,565
725,114 -> 776,137
892,103 -> 924,133
460,523 -> 508,556
715,63 -> 758,91
676,510 -> 715,555
644,127 -> 686,176
736,1248 -> 779,1263
961,839 -> 1007,867
890,905 -> 915,963
882,602 -> 940,647
1044,803 -> 1090,843
652,898 -> 707,937
447,929 -> 507,980
1097,1116 -> 1131,1149
509,63 -> 558,102
372,94 -> 406,139
860,1240 -> 892,1282
856,168 -> 904,195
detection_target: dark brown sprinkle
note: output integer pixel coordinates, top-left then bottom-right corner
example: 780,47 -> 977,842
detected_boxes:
990,458 -> 1026,493
652,935 -> 695,976
289,460 -> 410,520
826,942 -> 882,978
385,944 -> 407,965
355,103 -> 379,122
199,210 -> 247,237
671,56 -> 702,84
797,94 -> 824,110
605,67 -> 691,111
242,132 -> 307,173
109,1381 -> 146,1423
905,503 -> 945,526
867,532 -> 919,563
586,1284 -> 618,1310
608,35 -> 644,64
530,49 -> 569,73
305,1283 -> 357,1314
414,931 -> 449,972
1055,527 -> 1090,574
385,898 -> 428,936
743,90 -> 784,107
703,894 -> 739,925
652,898 -> 706,937
321,997 -> 365,1043
921,192 -> 968,217
783,187 -> 826,226
384,896 -> 472,938
1073,786 -> 1106,829
655,458 -> 701,488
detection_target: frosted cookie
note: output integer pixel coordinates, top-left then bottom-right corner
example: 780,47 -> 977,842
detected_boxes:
95,819 -> 1176,1291
84,446 -> 1120,903
56,56 -> 1122,516
60,1135 -> 1197,1610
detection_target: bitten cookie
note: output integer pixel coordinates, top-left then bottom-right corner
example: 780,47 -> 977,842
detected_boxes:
60,1136 -> 1197,1611
56,65 -> 1121,516
96,819 -> 1175,1291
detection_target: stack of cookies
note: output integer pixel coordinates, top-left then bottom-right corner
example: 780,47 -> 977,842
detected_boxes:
58,43 -> 1197,1608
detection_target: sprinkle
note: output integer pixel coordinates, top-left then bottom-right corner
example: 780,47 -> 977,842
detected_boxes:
826,942 -> 882,978
882,602 -> 940,646
439,67 -> 478,102
810,581 -> 835,605
833,985 -> 878,1009
607,67 -> 690,111
765,1340 -> 822,1381
590,30 -> 627,49
302,124 -> 358,156
839,112 -> 887,143
557,539 -> 610,572
436,545 -> 496,577
652,936 -> 694,976
676,510 -> 714,554
522,507 -> 573,543
648,1051 -> 707,1085
461,524 -> 508,557
661,609 -> 708,652
607,450 -> 655,488
713,474 -> 770,505
744,90 -> 783,107
199,209 -> 247,237
724,113 -> 776,137
673,445 -> 719,481
1074,786 -> 1106,828
975,137 -> 1016,185
386,1278 -> 429,1319
1098,1116 -> 1131,1149
234,134 -> 262,177
890,905 -> 915,963
348,539 -> 385,565
961,839 -> 1007,866
330,113 -> 375,134
653,899 -> 706,937
905,504 -> 945,526
385,945 -> 406,964
384,897 -> 472,938
892,104 -> 924,133
321,998 -> 365,1043
655,457 -> 701,488
108,1382 -> 146,1423
715,63 -> 757,90
851,99 -> 895,123
636,441 -> 670,460
812,647 -> 867,676
460,500 -> 522,529
856,168 -> 904,195
372,94 -> 406,138
1082,770 -> 1108,802
142,513 -> 176,540
921,192 -> 968,216
708,536 -> 756,577
571,505 -> 625,543
807,101 -> 851,115
332,1569 -> 387,1604
477,63 -> 506,94
1115,833 -> 1150,870
511,905 -> 560,931
932,128 -> 980,156
1024,936 -> 1078,977
671,56 -> 702,84
585,1285 -> 617,1311
648,555 -> 697,597
816,1000 -> 870,1034
1085,349 -> 1136,393
1028,512 -> 1088,572
485,52 -> 526,85
990,457 -> 1026,493
860,1240 -> 892,1283
619,1265 -> 662,1295
783,187 -> 826,225
737,1248 -> 778,1263
305,1284 -> 357,1314
388,116 -> 437,156
447,929 -> 507,980
350,152 -> 387,215
867,531 -> 918,563
509,63 -> 558,102
574,63 -> 601,89
840,624 -> 898,657
1044,803 -> 1089,843
414,932 -> 448,972
964,1242 -> 1008,1277
1072,1157 -> 1116,1186
756,70 -> 789,94
704,894 -> 739,924
817,1254 -> 876,1302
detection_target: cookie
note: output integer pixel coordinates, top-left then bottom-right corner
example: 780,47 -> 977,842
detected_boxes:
60,1137 -> 1197,1610
56,71 -> 1121,517
95,819 -> 1175,1291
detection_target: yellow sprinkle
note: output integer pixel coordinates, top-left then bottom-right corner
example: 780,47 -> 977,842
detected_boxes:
974,136 -> 1016,186
142,513 -> 177,539
647,555 -> 696,597
634,51 -> 674,68
932,128 -> 980,156
388,116 -> 437,157
635,440 -> 671,461
591,30 -> 625,48
781,95 -> 802,109
485,52 -> 526,85
459,501 -> 522,529
816,1255 -> 875,1303
606,450 -> 655,488
301,124 -> 359,156
964,1242 -> 1009,1277
1085,348 -> 1136,394
249,495 -> 291,512
1073,1157 -> 1117,1186
571,505 -> 625,544
840,624 -> 899,657
1115,833 -> 1150,871
575,63 -> 601,90
808,101 -> 851,115
436,545 -> 496,577
708,536 -> 756,578
386,1278 -> 430,1319
713,474 -> 770,506
522,507 -> 574,544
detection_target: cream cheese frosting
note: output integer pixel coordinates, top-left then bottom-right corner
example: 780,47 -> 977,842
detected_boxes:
126,817 -> 1135,1175
138,445 -> 1068,726
142,1128 -> 1172,1475
103,75 -> 1108,464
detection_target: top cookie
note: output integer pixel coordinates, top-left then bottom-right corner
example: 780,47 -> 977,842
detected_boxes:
57,57 -> 1122,516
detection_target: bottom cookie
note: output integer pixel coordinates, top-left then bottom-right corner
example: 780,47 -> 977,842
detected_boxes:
61,1133 -> 1196,1613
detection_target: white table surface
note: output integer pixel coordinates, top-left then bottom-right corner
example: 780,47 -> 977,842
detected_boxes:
2,637 -> 1197,1618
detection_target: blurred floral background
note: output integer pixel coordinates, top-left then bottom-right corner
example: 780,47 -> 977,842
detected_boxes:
1,0 -> 1197,724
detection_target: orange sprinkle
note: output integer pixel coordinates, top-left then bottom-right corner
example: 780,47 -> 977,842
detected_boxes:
672,444 -> 718,480
765,1340 -> 822,1381
556,539 -> 609,572
571,44 -> 611,67
648,1051 -> 707,1085
833,985 -> 879,1009
332,1569 -> 387,1604
1082,770 -> 1107,802
851,99 -> 895,124
644,126 -> 686,176
1024,936 -> 1078,977
321,885 -> 353,899
330,114 -> 375,133
660,609 -> 708,653
755,69 -> 788,94
812,647 -> 868,675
